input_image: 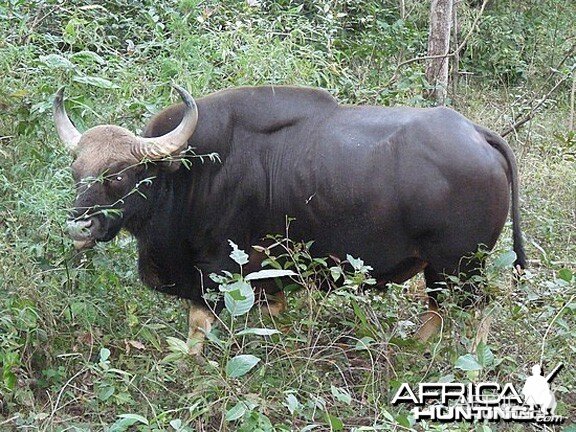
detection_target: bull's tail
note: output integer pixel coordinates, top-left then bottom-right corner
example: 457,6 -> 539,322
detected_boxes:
475,125 -> 527,270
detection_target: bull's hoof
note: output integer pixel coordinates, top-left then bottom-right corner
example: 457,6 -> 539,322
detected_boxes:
414,310 -> 443,342
471,312 -> 494,352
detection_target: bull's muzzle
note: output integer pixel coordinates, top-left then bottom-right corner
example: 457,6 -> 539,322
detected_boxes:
67,218 -> 96,250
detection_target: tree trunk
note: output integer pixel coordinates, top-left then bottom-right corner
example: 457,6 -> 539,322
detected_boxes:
570,71 -> 575,131
425,0 -> 453,105
451,0 -> 459,97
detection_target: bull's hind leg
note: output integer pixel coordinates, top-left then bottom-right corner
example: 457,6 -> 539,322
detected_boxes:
186,301 -> 216,355
415,258 -> 493,347
459,259 -> 493,351
445,257 -> 494,350
415,266 -> 444,342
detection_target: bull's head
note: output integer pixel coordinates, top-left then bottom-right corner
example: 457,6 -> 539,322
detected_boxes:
54,85 -> 198,249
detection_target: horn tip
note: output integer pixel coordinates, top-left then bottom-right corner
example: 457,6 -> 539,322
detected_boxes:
171,84 -> 196,109
54,86 -> 66,105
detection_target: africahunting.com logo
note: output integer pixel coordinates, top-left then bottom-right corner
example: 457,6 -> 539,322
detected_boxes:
391,363 -> 565,424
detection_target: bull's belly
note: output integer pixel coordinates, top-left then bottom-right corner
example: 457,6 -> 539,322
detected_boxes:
291,220 -> 424,283
266,182 -> 507,284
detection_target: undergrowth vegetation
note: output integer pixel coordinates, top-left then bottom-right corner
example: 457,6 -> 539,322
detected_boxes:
0,0 -> 575,430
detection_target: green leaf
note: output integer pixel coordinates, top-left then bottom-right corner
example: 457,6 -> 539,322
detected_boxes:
228,240 -> 249,266
325,413 -> 344,431
226,354 -> 261,378
330,266 -> 343,281
285,393 -> 302,415
381,408 -> 395,422
166,336 -> 190,354
222,280 -> 254,316
140,326 -> 162,351
236,328 -> 281,336
225,402 -> 247,421
109,419 -> 135,432
245,269 -> 296,281
492,250 -> 517,269
355,336 -> 375,350
351,299 -> 369,328
455,353 -> 483,371
117,413 -> 149,425
476,342 -> 494,368
3,370 -> 16,390
109,413 -> 149,432
330,385 -> 352,405
39,54 -> 75,70
73,75 -> 119,89
205,330 -> 225,349
70,50 -> 105,65
347,254 -> 365,271
438,373 -> 455,383
558,268 -> 574,283
99,347 -> 110,362
97,385 -> 115,401
395,413 -> 412,428
169,419 -> 183,430
161,352 -> 185,364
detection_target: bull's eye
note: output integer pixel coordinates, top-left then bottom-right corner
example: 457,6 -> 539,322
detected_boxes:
115,175 -> 123,182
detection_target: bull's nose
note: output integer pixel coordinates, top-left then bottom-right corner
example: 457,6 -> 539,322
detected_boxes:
67,218 -> 96,250
67,218 -> 93,238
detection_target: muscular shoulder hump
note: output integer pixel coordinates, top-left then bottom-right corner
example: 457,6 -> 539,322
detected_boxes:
142,86 -> 338,139
218,85 -> 337,106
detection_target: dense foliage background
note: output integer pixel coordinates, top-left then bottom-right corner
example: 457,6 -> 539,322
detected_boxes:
0,0 -> 575,430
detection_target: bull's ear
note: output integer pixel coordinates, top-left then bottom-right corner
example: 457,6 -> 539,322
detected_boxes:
140,152 -> 184,173
157,158 -> 182,173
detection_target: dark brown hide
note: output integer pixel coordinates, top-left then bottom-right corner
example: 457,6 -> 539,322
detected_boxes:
63,86 -> 526,313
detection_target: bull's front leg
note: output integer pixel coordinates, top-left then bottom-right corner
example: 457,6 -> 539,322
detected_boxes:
261,290 -> 287,317
186,300 -> 216,355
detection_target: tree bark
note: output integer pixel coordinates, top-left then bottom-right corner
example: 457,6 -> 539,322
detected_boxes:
451,0 -> 459,96
570,71 -> 575,131
425,0 -> 453,105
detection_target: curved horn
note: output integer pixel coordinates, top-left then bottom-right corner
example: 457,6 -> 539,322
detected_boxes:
53,86 -> 82,151
133,85 -> 198,160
